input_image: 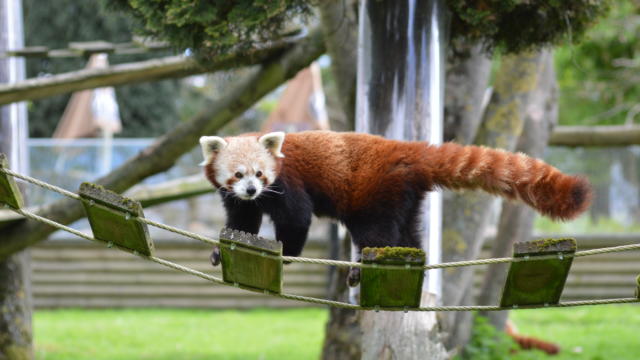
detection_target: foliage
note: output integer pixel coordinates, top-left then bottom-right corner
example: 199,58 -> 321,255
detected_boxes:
108,0 -> 607,57
555,1 -> 640,126
23,0 -> 182,138
459,315 -> 518,360
107,0 -> 312,59
448,0 -> 610,53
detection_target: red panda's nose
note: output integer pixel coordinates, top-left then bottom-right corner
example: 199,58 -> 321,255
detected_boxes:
246,186 -> 256,195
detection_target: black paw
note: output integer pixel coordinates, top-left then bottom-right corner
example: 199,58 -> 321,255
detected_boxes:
210,246 -> 221,266
347,267 -> 361,287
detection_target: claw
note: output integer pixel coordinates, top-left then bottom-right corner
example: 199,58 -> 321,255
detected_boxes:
210,246 -> 221,266
347,267 -> 361,287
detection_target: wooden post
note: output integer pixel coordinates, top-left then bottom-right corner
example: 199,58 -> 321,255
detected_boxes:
500,238 -> 576,307
355,0 -> 448,358
0,0 -> 33,357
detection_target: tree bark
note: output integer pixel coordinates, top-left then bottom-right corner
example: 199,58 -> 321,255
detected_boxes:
549,125 -> 640,147
318,0 -> 358,131
318,2 -> 362,358
476,49 -> 557,331
0,0 -> 33,357
443,41 -> 492,143
441,51 -> 547,352
0,39 -> 298,106
0,29 -> 325,259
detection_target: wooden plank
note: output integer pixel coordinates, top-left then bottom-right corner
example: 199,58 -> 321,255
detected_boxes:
79,182 -> 154,256
69,41 -> 115,55
0,153 -> 24,209
636,275 -> 640,298
500,238 -> 576,307
359,247 -> 425,308
220,228 -> 283,294
4,46 -> 49,57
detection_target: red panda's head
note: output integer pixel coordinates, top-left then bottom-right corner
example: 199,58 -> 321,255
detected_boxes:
199,132 -> 285,200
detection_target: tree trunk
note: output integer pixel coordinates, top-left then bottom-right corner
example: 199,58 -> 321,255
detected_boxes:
476,49 -> 557,330
356,1 -> 448,358
0,0 -> 33,357
318,3 -> 361,357
443,41 -> 492,144
441,51 -> 547,352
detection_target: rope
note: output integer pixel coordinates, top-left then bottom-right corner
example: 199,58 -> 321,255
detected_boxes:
137,217 -> 219,246
4,205 -> 640,312
0,167 -> 81,201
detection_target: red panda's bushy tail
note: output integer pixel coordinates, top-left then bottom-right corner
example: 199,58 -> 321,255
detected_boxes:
426,143 -> 592,220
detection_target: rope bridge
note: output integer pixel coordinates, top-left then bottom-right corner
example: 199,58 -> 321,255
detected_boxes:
1,156 -> 639,312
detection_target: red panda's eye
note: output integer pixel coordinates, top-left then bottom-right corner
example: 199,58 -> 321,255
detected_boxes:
256,171 -> 263,177
235,172 -> 243,179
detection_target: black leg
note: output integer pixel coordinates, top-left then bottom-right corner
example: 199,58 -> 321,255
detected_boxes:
214,193 -> 264,267
274,222 -> 311,257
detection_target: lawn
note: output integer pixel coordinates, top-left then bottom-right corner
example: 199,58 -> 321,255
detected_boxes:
34,308 -> 328,360
34,304 -> 640,359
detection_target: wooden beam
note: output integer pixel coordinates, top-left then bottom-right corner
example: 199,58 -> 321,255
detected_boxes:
0,38 -> 296,106
549,125 -> 640,147
125,174 -> 213,208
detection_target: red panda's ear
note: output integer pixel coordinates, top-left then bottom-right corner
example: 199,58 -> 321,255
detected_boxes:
199,136 -> 227,166
258,132 -> 285,158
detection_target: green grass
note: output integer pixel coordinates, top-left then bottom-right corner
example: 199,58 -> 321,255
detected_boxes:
34,308 -> 328,360
534,215 -> 640,234
509,304 -> 640,359
34,305 -> 640,359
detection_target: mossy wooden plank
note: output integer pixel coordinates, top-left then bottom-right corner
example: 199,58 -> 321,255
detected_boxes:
0,153 -> 24,209
79,182 -> 154,256
636,275 -> 640,299
500,238 -> 576,307
219,228 -> 283,294
360,247 -> 425,308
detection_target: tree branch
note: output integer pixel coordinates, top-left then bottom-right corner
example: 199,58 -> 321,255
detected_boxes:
549,125 -> 640,147
0,28 -> 325,258
0,40 -> 295,106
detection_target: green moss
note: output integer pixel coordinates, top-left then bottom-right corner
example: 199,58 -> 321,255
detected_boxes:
531,238 -> 577,252
362,247 -> 425,264
79,182 -> 142,214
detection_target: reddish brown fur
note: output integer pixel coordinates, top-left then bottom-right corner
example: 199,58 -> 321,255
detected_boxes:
262,131 -> 592,221
506,321 -> 560,355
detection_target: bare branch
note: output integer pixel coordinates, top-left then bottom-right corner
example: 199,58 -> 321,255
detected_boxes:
0,40 -> 294,106
549,125 -> 640,147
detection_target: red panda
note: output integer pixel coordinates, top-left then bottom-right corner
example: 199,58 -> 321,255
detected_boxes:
200,130 -> 592,262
